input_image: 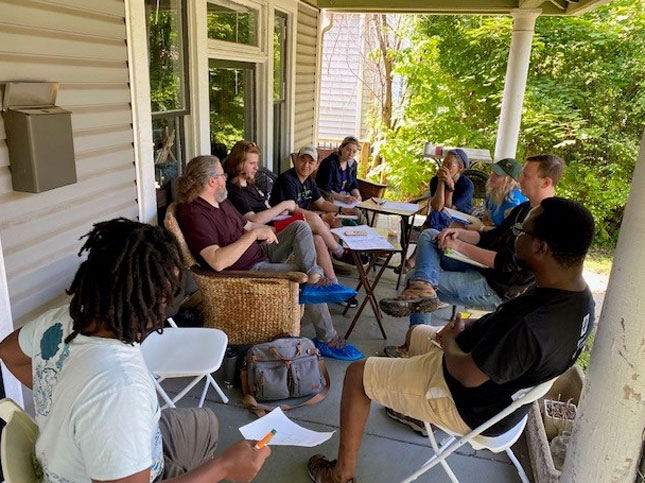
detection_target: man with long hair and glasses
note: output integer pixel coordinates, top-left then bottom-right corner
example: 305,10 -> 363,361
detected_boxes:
308,198 -> 595,483
177,155 -> 363,361
0,219 -> 270,482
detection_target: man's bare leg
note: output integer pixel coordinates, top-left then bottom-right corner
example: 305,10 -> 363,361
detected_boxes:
301,210 -> 343,252
314,234 -> 337,281
334,361 -> 371,481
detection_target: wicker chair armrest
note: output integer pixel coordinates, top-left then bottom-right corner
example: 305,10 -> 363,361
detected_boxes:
190,266 -> 306,283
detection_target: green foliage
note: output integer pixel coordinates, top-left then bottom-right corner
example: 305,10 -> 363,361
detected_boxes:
207,8 -> 257,45
148,9 -> 184,113
368,0 -> 645,248
208,66 -> 246,149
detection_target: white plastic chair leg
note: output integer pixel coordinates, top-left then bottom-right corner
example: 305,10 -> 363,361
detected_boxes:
401,423 -> 459,483
198,378 -> 210,407
505,448 -> 530,483
152,376 -> 176,409
160,375 -> 205,409
427,423 -> 459,483
207,374 -> 229,404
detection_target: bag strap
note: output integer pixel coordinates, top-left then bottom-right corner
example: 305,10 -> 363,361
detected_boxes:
241,358 -> 331,418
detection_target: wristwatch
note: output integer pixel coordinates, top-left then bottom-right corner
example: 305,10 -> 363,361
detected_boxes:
337,206 -> 342,215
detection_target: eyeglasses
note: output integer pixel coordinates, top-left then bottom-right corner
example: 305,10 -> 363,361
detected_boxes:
511,222 -> 535,237
211,173 -> 226,179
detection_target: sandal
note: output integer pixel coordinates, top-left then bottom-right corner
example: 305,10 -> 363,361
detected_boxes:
307,454 -> 356,483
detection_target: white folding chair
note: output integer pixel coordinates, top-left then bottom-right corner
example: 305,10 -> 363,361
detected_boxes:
401,378 -> 555,483
0,398 -> 39,483
141,318 -> 229,409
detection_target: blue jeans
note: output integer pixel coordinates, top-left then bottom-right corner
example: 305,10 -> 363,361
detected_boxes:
407,229 -> 503,326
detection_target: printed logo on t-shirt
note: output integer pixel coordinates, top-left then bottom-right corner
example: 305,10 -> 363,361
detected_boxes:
297,189 -> 313,206
573,313 -> 592,361
34,322 -> 70,417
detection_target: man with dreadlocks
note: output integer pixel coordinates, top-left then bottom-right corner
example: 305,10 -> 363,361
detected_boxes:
0,218 -> 270,482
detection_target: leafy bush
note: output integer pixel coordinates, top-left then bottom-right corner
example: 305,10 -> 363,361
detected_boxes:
368,0 -> 645,248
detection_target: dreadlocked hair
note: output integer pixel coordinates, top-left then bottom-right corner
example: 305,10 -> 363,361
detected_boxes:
65,218 -> 184,345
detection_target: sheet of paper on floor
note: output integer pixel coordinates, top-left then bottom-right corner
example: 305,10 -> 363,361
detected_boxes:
239,407 -> 334,447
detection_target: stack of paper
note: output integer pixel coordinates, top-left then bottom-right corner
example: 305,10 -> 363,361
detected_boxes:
381,201 -> 420,212
333,199 -> 360,209
239,407 -> 334,447
331,225 -> 395,251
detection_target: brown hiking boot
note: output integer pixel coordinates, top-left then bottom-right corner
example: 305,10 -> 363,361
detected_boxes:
379,280 -> 439,318
307,455 -> 356,483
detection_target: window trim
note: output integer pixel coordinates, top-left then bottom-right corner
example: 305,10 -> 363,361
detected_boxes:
206,0 -> 266,56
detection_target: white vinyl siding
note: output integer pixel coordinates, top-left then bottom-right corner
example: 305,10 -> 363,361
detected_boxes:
293,2 -> 319,150
317,14 -> 364,140
0,0 -> 139,322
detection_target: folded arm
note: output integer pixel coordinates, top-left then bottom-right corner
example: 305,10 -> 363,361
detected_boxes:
243,200 -> 294,225
0,328 -> 32,389
438,320 -> 489,388
199,231 -> 260,271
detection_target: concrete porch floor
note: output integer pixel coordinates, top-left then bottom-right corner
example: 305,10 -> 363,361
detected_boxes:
162,259 -> 532,483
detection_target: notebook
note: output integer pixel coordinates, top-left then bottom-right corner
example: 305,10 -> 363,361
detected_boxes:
443,247 -> 488,269
443,207 -> 480,226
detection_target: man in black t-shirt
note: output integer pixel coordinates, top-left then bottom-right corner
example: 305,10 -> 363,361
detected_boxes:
380,154 -> 566,328
307,197 -> 595,483
270,146 -> 342,213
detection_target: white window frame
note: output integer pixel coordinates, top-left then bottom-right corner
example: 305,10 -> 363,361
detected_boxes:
186,0 -> 298,172
125,0 -> 300,184
206,0 -> 266,58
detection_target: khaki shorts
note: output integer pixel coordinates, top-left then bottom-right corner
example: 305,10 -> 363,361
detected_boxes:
160,408 -> 219,478
363,325 -> 471,434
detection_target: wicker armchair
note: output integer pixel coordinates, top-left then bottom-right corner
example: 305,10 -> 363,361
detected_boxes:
164,202 -> 301,345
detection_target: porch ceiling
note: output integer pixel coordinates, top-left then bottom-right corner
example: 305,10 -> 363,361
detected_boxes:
312,0 -> 614,16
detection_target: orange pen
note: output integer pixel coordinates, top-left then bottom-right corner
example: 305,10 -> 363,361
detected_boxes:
254,429 -> 277,449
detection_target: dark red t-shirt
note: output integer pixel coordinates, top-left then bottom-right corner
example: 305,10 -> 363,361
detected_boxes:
178,197 -> 267,270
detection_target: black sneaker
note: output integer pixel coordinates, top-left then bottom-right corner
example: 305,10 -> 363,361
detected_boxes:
332,250 -> 355,266
341,297 -> 358,309
332,250 -> 369,266
385,407 -> 428,436
384,345 -> 408,358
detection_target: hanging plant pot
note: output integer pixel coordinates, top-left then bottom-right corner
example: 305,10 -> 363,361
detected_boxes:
525,365 -> 585,483
542,399 -> 577,441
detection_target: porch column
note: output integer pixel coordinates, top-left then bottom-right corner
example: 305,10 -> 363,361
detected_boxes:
493,8 -> 541,160
560,130 -> 645,482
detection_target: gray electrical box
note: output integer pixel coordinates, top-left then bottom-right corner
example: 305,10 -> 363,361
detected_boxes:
2,82 -> 77,193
